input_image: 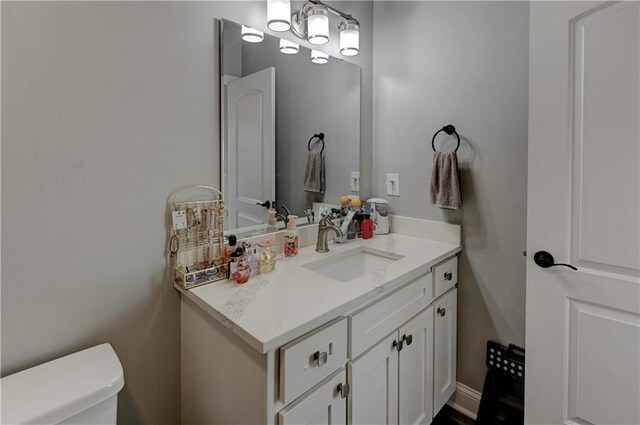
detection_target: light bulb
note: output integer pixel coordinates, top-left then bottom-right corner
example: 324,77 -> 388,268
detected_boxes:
307,6 -> 329,45
311,50 -> 329,64
267,0 -> 291,32
339,21 -> 359,56
241,26 -> 264,43
279,39 -> 299,55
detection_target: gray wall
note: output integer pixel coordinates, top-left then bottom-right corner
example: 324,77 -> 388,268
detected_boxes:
372,2 -> 529,392
239,29 -> 361,215
1,1 -> 373,423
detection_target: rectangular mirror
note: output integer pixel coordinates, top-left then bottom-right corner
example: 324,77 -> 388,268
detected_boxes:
220,19 -> 361,233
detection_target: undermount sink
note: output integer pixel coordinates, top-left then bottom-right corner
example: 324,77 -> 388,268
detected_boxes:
303,247 -> 404,283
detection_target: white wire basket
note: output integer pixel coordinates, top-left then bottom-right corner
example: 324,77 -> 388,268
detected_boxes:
168,186 -> 226,289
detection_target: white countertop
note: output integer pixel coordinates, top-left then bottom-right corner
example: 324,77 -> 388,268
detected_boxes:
177,233 -> 461,354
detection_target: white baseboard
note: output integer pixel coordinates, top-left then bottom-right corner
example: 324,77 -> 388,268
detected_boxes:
447,382 -> 482,420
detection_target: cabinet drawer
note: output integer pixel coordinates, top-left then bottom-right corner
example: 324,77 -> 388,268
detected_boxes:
349,273 -> 432,359
433,256 -> 458,299
278,368 -> 347,425
279,317 -> 348,404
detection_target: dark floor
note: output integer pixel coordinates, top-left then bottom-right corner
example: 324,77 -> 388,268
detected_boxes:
433,405 -> 475,425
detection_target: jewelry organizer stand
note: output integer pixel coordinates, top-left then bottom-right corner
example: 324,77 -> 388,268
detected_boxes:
169,186 -> 226,289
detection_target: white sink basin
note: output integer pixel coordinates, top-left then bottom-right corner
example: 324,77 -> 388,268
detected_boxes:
303,247 -> 404,282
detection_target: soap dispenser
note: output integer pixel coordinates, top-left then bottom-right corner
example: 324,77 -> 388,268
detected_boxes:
267,210 -> 278,231
284,215 -> 299,257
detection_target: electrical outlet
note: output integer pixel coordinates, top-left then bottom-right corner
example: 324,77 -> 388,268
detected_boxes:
386,173 -> 400,196
350,171 -> 360,192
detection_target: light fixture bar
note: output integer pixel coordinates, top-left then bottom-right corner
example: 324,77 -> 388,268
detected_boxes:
289,0 -> 360,43
305,0 -> 359,24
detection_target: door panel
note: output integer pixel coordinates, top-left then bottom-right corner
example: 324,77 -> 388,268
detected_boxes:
570,2 -> 640,274
278,369 -> 347,425
398,307 -> 434,425
566,300 -> 639,424
226,67 -> 275,228
527,2 -> 640,424
349,333 -> 399,425
433,289 -> 457,414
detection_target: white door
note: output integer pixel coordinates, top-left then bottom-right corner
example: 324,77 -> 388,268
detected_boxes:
349,332 -> 399,425
278,369 -> 347,425
433,289 -> 457,414
226,67 -> 275,228
398,307 -> 434,425
527,2 -> 640,424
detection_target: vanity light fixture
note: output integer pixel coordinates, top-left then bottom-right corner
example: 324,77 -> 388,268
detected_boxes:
286,1 -> 360,56
241,25 -> 264,43
267,0 -> 291,32
311,50 -> 329,64
279,39 -> 299,54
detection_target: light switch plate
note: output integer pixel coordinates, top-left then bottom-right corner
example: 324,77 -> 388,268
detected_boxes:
350,171 -> 360,192
386,173 -> 400,196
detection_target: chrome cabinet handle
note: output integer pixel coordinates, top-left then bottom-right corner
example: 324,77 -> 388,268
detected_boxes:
437,307 -> 446,317
392,339 -> 404,351
313,351 -> 328,367
337,382 -> 350,399
402,334 -> 413,346
444,271 -> 453,281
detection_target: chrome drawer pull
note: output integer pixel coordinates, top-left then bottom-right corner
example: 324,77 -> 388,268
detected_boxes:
444,271 -> 453,281
313,351 -> 328,367
437,307 -> 446,317
337,382 -> 350,398
392,339 -> 404,351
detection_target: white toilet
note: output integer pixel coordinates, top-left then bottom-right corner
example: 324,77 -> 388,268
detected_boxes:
1,343 -> 124,424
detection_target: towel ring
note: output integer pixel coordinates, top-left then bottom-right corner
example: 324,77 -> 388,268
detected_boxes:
431,125 -> 460,153
308,133 -> 325,155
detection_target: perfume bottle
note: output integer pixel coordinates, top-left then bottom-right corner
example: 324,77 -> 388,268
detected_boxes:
231,257 -> 250,284
284,215 -> 299,257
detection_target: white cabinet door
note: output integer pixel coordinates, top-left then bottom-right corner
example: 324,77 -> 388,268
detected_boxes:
278,369 -> 347,425
433,289 -> 457,414
398,307 -> 434,425
349,333 -> 399,425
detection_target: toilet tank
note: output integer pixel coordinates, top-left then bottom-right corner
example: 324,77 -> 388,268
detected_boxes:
1,344 -> 124,424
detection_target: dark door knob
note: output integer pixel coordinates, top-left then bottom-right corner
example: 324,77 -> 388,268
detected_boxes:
402,334 -> 413,346
256,200 -> 271,209
533,251 -> 577,271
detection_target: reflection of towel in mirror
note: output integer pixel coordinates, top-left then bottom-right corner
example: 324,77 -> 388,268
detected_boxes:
303,152 -> 325,193
430,151 -> 461,210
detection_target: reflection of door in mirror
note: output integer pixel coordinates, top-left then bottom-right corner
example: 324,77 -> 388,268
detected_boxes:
225,67 -> 275,229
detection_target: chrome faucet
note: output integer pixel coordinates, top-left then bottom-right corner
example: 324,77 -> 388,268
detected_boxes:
281,204 -> 292,220
316,215 -> 343,253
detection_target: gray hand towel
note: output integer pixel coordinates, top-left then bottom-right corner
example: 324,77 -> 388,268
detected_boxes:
430,151 -> 462,210
303,152 -> 325,193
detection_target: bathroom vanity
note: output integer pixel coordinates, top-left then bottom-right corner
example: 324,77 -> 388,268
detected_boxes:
178,216 -> 461,425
